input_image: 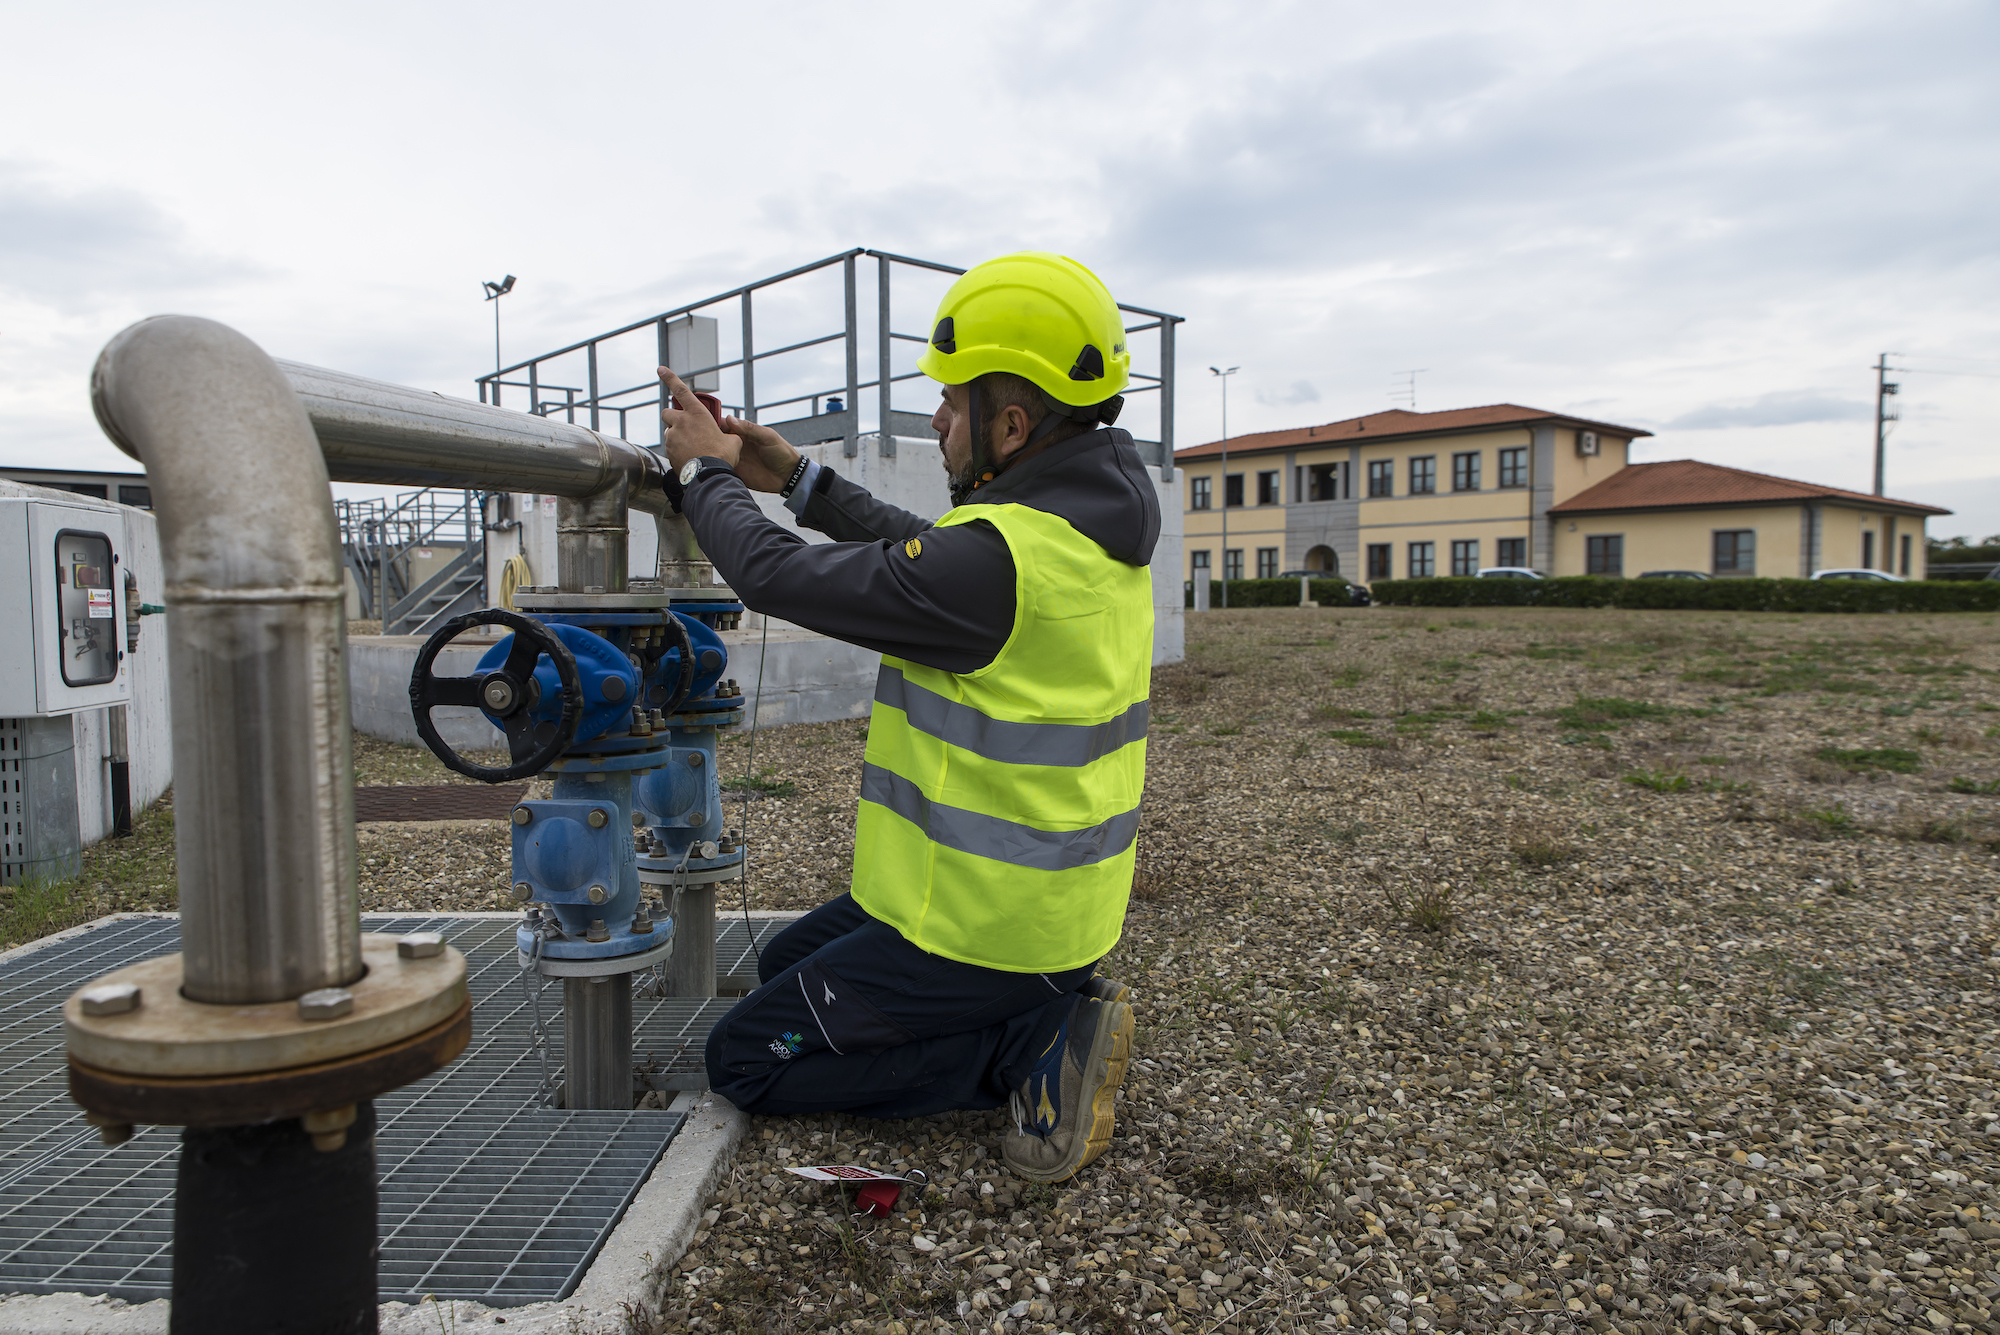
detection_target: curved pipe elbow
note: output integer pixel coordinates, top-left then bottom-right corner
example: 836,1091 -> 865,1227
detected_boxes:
91,316 -> 361,1004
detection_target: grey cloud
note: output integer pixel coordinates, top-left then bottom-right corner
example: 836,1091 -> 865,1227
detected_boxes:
1665,391 -> 1872,431
1258,379 -> 1320,406
0,162 -> 256,304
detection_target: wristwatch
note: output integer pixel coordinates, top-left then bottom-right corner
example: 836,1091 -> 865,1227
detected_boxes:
665,456 -> 736,513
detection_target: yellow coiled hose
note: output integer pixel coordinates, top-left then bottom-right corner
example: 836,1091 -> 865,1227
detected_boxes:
498,554 -> 532,611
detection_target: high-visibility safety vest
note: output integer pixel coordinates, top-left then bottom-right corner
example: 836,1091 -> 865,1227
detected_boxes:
851,502 -> 1153,972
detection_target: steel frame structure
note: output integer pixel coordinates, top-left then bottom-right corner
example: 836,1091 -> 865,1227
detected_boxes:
476,248 -> 1182,479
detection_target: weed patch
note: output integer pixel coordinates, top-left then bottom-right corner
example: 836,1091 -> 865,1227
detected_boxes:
1815,746 -> 1921,774
1947,776 -> 2000,795
1623,769 -> 1693,793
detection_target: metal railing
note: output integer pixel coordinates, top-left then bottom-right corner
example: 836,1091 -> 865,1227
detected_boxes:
334,487 -> 487,634
475,248 -> 1183,477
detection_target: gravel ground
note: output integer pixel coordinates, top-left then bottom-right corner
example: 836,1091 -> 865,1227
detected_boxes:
353,609 -> 2000,1335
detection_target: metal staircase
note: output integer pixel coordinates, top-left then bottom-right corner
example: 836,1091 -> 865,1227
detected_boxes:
335,488 -> 487,636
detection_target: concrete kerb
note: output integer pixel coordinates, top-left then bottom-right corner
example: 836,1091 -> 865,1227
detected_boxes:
0,914 -> 759,1335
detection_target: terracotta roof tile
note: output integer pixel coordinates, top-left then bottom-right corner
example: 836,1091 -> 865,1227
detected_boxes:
1172,403 -> 1650,460
1547,459 -> 1949,517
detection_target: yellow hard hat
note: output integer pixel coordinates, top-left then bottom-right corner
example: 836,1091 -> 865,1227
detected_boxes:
916,252 -> 1130,407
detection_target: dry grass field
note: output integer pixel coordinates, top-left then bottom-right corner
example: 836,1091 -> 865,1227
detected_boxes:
29,605 -> 2000,1334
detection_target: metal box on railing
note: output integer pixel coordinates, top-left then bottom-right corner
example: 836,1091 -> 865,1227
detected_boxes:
0,497 -> 130,717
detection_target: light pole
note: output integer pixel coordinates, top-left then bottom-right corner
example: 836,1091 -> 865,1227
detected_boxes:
1210,366 -> 1239,607
483,274 -> 516,386
1873,352 -> 1899,499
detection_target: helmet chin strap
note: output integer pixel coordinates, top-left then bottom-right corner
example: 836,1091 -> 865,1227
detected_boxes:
948,378 -> 995,508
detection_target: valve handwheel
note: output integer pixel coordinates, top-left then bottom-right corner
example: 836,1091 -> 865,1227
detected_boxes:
409,609 -> 583,782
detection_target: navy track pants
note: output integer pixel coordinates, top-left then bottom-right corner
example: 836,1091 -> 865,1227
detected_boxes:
703,894 -> 1099,1118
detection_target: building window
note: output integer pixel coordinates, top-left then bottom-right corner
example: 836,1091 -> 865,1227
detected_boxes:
118,485 -> 153,508
1367,460 -> 1393,497
1408,542 -> 1436,578
1256,471 -> 1279,505
1409,457 -> 1436,494
1714,529 -> 1756,575
1190,550 -> 1210,579
1586,535 -> 1624,576
1860,530 -> 1874,570
1900,532 -> 1912,576
1367,544 -> 1392,580
1256,547 -> 1279,579
1498,447 -> 1527,489
1224,474 -> 1244,508
1223,549 -> 1244,582
1190,476 -> 1211,510
1307,462 -> 1343,501
1452,452 -> 1481,492
1450,540 -> 1479,576
1496,537 -> 1526,568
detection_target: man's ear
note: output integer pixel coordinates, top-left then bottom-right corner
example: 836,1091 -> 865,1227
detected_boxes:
993,404 -> 1033,461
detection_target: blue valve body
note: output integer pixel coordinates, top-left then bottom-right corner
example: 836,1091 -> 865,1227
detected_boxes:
497,603 -> 745,961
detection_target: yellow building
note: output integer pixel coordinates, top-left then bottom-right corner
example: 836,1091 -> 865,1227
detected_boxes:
1548,459 -> 1947,579
1174,404 -> 1948,583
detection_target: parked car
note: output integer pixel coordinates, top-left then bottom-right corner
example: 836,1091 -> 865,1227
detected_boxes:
1637,570 -> 1711,580
1279,571 -> 1373,606
1811,568 -> 1906,582
1475,567 -> 1544,579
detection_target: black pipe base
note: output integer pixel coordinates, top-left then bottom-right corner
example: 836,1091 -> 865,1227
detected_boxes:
109,760 -> 131,838
171,1101 -> 378,1335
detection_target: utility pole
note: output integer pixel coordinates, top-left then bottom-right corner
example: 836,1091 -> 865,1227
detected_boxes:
483,274 -> 517,385
1210,366 -> 1240,608
1873,352 -> 1899,497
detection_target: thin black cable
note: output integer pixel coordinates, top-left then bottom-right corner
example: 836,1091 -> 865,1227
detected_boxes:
738,615 -> 772,970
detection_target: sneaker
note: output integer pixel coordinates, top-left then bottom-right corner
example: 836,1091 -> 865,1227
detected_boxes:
1081,975 -> 1130,1005
1001,995 -> 1134,1183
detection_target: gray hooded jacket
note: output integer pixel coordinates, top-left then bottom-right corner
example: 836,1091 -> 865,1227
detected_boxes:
679,427 -> 1162,674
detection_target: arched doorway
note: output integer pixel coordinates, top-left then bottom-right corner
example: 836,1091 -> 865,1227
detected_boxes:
1304,545 -> 1338,575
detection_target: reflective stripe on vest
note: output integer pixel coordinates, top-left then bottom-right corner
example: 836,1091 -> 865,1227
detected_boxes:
873,666 -> 1149,768
850,500 -> 1153,973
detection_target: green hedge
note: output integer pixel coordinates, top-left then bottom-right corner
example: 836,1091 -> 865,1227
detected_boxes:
1183,577 -> 1350,609
1369,576 -> 2000,613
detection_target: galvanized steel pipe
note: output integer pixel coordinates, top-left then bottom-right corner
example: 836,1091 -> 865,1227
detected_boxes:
91,317 -> 363,1005
279,360 -> 673,513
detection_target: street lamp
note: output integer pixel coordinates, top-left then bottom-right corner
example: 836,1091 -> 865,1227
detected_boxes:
483,275 -> 516,382
1210,366 -> 1239,608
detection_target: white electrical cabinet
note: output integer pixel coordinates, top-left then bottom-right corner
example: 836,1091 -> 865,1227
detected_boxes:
0,496 -> 131,717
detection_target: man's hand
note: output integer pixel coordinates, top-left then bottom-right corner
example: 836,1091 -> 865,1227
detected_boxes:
659,368 -> 802,493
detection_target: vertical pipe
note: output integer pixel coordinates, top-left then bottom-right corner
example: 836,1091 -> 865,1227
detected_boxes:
529,360 -> 540,418
1158,319 -> 1177,483
556,481 -> 630,594
563,976 -> 633,1110
740,291 -> 757,423
108,705 -> 132,838
664,884 -> 717,998
842,255 -> 859,459
171,1103 -> 379,1335
90,315 -> 362,1005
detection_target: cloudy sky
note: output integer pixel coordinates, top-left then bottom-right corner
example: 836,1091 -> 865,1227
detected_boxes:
5,0 -> 1996,536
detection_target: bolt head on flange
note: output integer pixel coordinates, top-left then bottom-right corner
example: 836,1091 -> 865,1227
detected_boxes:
511,806 -> 532,826
587,808 -> 608,828
79,982 -> 141,1016
586,884 -> 609,904
397,932 -> 446,960
511,881 -> 533,902
297,988 -> 355,1022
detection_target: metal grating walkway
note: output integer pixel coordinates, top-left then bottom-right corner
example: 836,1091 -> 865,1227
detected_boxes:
0,914 -> 741,1307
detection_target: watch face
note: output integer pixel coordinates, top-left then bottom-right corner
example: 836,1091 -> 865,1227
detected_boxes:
679,458 -> 703,486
